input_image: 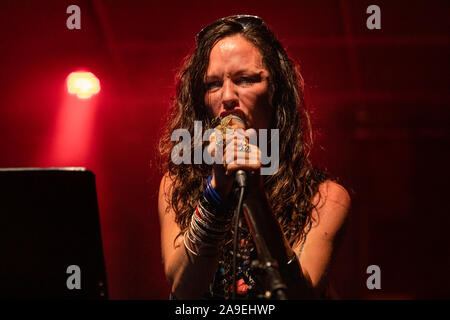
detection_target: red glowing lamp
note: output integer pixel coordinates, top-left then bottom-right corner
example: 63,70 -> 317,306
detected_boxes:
67,71 -> 100,99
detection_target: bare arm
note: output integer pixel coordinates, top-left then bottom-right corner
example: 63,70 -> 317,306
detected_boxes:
158,173 -> 221,299
293,180 -> 351,297
231,178 -> 349,299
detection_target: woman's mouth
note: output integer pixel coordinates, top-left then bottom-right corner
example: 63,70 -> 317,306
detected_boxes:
219,109 -> 247,125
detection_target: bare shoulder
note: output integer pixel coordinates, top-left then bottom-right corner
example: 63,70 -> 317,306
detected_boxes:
315,180 -> 351,211
158,172 -> 175,218
310,180 -> 351,240
159,172 -> 174,196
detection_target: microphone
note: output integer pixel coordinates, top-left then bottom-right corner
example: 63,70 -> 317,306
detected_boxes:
235,170 -> 247,188
217,116 -> 288,300
217,114 -> 248,189
217,114 -> 250,300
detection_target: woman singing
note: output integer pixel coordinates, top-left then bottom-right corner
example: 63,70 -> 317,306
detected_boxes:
158,15 -> 351,299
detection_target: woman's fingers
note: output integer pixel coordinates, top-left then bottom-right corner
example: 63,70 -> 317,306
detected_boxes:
207,131 -> 224,160
207,132 -> 216,158
207,128 -> 262,171
245,128 -> 257,146
224,144 -> 261,175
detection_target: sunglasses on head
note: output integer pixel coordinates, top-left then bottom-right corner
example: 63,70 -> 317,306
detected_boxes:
195,15 -> 264,46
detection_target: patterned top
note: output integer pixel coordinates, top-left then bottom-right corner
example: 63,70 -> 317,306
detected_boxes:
203,216 -> 313,299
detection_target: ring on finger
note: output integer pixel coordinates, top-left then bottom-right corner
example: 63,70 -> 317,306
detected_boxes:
237,141 -> 250,153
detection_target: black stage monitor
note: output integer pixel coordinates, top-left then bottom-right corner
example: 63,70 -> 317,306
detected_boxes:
0,168 -> 108,299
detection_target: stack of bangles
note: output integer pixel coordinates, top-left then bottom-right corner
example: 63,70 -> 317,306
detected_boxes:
184,175 -> 234,257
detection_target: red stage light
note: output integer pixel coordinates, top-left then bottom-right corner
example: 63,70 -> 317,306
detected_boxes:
67,72 -> 100,99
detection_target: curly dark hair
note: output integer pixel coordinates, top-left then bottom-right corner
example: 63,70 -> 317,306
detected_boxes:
159,15 -> 329,248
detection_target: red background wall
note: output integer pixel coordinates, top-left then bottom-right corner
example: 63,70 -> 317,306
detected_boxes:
0,0 -> 449,299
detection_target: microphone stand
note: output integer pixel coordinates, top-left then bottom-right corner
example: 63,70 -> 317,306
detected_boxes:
234,171 -> 288,300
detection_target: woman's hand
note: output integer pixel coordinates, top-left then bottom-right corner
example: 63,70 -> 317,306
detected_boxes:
207,118 -> 264,199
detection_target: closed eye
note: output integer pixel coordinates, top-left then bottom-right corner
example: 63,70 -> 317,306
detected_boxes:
205,81 -> 222,90
235,76 -> 261,85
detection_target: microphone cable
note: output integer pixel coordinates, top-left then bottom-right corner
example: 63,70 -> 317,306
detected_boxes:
232,170 -> 247,300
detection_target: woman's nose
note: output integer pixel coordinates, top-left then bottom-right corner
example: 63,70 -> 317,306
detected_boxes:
222,80 -> 238,109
